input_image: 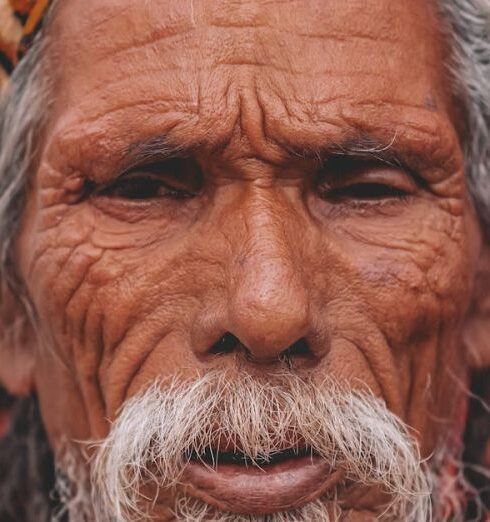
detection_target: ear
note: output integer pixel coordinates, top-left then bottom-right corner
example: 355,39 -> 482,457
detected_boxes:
464,242 -> 490,369
0,280 -> 37,396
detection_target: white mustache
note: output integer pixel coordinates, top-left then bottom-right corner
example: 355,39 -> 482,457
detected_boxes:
90,372 -> 431,521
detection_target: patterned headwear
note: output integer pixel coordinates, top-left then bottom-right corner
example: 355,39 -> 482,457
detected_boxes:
0,0 -> 51,88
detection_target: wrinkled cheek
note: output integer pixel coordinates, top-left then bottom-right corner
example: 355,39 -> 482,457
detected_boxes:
26,241 -> 105,351
369,260 -> 471,452
23,231 -> 219,436
22,244 -> 109,440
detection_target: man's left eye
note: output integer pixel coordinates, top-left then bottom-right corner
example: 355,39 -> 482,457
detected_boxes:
325,181 -> 410,202
316,158 -> 418,204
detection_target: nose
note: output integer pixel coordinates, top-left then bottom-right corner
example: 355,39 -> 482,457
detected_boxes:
225,197 -> 310,362
228,273 -> 309,362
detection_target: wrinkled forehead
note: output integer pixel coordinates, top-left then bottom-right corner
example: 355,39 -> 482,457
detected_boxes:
46,0 -> 453,162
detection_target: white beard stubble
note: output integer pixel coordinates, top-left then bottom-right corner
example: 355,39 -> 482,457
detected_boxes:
55,371 -> 432,522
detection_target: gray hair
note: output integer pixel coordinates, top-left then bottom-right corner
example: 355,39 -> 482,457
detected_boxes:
0,33 -> 52,291
0,1 -> 490,289
439,0 -> 490,232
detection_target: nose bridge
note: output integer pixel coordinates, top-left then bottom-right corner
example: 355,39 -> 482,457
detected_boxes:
227,188 -> 309,359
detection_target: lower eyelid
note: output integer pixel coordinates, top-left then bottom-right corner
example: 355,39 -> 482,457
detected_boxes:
328,195 -> 412,217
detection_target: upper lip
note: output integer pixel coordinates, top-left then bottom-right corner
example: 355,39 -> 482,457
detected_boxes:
180,446 -> 344,514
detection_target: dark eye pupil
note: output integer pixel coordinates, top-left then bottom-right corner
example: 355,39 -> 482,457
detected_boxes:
329,183 -> 406,201
113,178 -> 162,199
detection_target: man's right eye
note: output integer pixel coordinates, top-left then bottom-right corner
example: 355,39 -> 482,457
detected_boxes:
98,159 -> 203,201
100,175 -> 195,200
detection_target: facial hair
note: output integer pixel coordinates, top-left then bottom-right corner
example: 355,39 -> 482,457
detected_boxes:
76,371 -> 432,521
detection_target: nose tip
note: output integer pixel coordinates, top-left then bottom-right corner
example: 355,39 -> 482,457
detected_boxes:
227,276 -> 310,362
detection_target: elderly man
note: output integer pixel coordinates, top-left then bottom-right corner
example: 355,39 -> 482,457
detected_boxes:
0,0 -> 490,520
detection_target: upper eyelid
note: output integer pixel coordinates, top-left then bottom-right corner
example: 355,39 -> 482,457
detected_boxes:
88,162 -> 167,192
122,158 -> 182,175
102,160 -> 191,192
317,156 -> 413,183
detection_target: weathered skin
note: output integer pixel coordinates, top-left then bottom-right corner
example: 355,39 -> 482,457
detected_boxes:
2,0 -> 490,519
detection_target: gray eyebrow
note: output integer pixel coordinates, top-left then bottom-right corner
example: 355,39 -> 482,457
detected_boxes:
278,130 -> 404,168
122,134 -> 188,170
331,132 -> 397,155
121,131 -> 404,171
321,132 -> 403,167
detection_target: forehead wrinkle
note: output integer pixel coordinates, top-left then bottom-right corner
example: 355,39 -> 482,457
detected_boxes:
53,0 -> 196,61
42,0 -> 459,182
56,1 -> 405,71
50,0 -> 448,99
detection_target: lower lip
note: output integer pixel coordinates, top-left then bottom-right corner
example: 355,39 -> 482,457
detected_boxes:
181,455 -> 343,514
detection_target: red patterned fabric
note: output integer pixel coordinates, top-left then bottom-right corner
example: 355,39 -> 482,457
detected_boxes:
0,0 -> 51,87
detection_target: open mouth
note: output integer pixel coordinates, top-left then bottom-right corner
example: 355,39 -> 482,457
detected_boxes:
181,446 -> 343,515
187,446 -> 316,467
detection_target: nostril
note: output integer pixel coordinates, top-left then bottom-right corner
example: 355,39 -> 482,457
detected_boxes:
280,338 -> 311,360
209,332 -> 240,355
207,334 -> 313,363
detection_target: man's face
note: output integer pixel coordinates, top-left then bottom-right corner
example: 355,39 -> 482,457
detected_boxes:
15,0 -> 483,519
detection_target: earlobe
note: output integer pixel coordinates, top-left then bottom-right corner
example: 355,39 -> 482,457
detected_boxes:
0,281 -> 36,396
464,243 -> 490,369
